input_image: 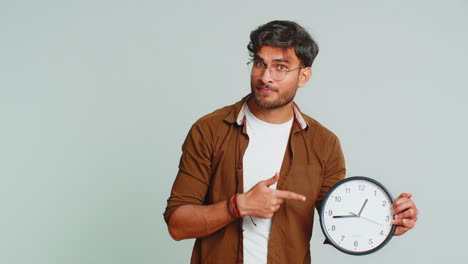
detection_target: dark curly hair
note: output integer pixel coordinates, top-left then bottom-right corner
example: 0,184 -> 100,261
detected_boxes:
247,20 -> 319,67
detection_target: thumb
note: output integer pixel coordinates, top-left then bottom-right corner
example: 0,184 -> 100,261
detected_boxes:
264,172 -> 280,187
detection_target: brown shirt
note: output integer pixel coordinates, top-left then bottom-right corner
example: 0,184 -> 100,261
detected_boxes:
164,95 -> 346,264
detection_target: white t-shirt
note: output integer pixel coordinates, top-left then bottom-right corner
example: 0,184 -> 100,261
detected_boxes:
242,105 -> 293,264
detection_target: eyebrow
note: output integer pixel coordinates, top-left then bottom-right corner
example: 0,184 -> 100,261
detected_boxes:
254,55 -> 290,64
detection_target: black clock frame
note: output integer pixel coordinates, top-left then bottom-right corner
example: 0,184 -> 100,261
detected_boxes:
319,176 -> 397,255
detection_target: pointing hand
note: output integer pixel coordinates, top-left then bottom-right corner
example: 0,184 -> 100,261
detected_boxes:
237,172 -> 306,219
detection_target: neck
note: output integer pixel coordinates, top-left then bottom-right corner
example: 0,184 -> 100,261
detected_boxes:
247,99 -> 294,124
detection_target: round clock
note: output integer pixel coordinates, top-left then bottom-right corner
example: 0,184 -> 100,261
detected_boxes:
319,176 -> 396,255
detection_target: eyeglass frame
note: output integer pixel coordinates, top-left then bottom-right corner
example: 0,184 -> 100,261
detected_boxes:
247,61 -> 306,81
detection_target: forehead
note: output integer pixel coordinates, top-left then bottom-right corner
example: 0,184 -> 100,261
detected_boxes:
255,46 -> 300,64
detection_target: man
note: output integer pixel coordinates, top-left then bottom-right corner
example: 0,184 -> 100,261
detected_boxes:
164,20 -> 418,263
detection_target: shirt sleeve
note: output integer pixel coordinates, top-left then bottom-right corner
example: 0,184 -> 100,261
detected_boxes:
163,121 -> 213,224
316,136 -> 346,245
315,135 -> 346,212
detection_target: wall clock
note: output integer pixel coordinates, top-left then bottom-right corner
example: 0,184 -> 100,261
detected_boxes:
319,176 -> 396,255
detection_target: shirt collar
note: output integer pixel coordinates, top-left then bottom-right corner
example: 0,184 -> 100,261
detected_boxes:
226,94 -> 308,130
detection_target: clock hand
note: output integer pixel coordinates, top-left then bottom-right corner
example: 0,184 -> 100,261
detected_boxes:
333,214 -> 357,218
350,212 -> 384,226
360,216 -> 384,226
357,198 -> 368,216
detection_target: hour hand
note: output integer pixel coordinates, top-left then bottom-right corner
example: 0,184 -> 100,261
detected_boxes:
357,199 -> 368,216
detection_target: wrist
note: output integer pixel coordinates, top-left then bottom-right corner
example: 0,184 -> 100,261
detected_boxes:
227,194 -> 242,219
232,195 -> 241,218
236,193 -> 247,217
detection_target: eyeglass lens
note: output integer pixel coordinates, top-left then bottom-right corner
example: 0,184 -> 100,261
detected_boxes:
248,63 -> 287,81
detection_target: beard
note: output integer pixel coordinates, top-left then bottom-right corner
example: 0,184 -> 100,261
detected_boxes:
250,82 -> 298,109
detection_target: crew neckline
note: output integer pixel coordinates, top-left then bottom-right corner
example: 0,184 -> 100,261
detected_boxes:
244,105 -> 293,128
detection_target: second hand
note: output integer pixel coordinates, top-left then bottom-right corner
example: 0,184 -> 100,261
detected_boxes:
350,212 -> 384,226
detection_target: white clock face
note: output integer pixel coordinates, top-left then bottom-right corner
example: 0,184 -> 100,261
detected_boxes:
320,177 -> 395,255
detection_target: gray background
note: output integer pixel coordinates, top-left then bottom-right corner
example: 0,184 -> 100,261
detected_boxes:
1,0 -> 467,263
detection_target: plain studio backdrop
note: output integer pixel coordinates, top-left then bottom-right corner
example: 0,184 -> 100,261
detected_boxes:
1,0 -> 467,263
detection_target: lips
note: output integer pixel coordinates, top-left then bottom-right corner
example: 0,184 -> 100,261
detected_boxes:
257,86 -> 276,94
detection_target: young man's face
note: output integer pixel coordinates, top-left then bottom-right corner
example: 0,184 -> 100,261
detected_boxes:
250,45 -> 311,110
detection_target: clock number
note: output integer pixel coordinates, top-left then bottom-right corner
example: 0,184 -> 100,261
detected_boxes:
369,238 -> 373,245
359,185 -> 365,191
382,200 -> 387,207
345,188 -> 351,194
380,230 -> 384,236
341,235 -> 345,242
334,196 -> 342,202
328,210 -> 333,216
331,225 -> 336,231
354,241 -> 358,247
385,215 -> 390,222
374,190 -> 377,196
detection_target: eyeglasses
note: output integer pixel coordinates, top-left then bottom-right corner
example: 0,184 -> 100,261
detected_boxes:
247,61 -> 305,81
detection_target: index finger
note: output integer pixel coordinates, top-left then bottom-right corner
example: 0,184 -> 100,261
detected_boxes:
393,193 -> 413,208
274,190 -> 306,202
396,193 -> 413,199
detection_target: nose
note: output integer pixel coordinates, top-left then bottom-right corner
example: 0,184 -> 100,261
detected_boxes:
260,66 -> 274,83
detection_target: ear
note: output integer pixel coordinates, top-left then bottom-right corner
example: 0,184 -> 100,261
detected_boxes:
298,67 -> 312,88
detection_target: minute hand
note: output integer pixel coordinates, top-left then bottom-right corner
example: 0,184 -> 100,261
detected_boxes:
333,214 -> 357,218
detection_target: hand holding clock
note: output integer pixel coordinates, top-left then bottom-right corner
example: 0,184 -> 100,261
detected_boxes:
320,177 -> 419,255
392,193 -> 418,236
330,192 -> 418,236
